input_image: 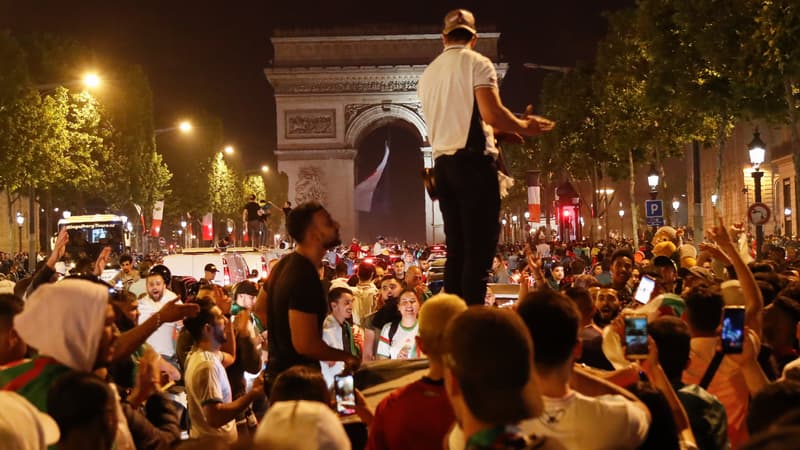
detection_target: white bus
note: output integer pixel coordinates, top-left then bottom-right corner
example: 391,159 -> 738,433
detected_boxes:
56,214 -> 131,262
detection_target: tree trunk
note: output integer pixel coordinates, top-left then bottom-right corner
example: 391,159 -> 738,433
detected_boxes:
629,149 -> 639,250
785,79 -> 800,238
590,166 -> 600,243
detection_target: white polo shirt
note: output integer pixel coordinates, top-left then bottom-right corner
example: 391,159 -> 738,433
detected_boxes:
418,44 -> 499,160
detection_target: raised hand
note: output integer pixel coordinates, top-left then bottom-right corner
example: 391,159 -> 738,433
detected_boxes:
159,299 -> 200,323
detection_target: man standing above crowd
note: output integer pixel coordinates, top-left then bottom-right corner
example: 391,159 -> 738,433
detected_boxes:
418,8 -> 554,306
265,202 -> 360,387
243,194 -> 261,247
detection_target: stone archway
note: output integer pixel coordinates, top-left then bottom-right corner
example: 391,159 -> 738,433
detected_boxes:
265,28 -> 505,243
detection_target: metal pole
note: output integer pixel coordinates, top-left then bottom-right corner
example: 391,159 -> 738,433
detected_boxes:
753,170 -> 764,259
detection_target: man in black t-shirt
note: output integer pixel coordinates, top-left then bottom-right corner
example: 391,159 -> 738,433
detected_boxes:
265,202 -> 360,384
243,194 -> 261,248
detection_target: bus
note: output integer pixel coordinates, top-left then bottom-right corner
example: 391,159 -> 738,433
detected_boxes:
57,214 -> 131,262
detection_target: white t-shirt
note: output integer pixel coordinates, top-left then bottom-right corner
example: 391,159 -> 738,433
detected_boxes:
185,350 -> 237,442
137,290 -> 179,357
376,320 -> 418,359
321,314 -> 346,388
448,391 -> 649,450
418,44 -> 498,160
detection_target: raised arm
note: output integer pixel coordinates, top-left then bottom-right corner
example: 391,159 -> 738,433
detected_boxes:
708,218 -> 763,338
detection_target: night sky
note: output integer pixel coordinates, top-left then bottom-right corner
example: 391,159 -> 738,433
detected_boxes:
3,0 -> 634,241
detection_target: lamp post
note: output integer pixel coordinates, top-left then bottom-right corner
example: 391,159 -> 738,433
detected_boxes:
512,215 -> 518,243
618,208 -> 625,239
749,128 -> 766,259
501,218 -> 508,244
180,220 -> 188,248
672,199 -> 680,226
16,213 -> 24,254
154,120 -> 194,136
647,164 -> 660,200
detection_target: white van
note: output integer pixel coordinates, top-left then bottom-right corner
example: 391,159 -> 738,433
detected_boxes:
163,248 -> 256,286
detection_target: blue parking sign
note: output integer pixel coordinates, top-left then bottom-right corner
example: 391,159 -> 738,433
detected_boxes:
645,200 -> 663,218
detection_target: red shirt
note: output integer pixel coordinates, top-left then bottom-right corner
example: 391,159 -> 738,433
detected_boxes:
367,377 -> 454,450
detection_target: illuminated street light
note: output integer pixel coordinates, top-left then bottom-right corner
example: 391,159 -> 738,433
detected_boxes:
224,145 -> 234,155
785,208 -> 792,216
155,120 -> 194,136
749,128 -> 767,257
261,165 -> 269,173
523,211 -> 530,220
62,210 -> 72,219
711,193 -> 719,206
16,213 -> 24,253
83,72 -> 101,88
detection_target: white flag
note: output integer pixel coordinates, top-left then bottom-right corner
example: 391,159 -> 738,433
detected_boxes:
354,141 -> 390,212
149,200 -> 165,237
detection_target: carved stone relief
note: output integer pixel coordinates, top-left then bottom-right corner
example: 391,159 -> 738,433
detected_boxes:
295,166 -> 328,205
285,109 -> 336,139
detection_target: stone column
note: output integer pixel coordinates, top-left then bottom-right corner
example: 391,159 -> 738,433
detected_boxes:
421,146 -> 443,244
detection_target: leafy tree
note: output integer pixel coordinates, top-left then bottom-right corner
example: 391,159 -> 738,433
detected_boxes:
208,153 -> 243,220
243,175 -> 266,200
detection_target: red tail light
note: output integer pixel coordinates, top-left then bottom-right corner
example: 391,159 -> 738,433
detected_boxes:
222,257 -> 231,285
260,255 -> 268,279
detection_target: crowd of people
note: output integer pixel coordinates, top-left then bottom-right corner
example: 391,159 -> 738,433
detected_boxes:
2,197 -> 800,450
7,7 -> 800,450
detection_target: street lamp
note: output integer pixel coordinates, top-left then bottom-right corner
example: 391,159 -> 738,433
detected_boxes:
62,210 -> 71,219
648,164 -> 659,199
155,120 -> 194,136
83,72 -> 101,89
672,199 -> 680,226
224,145 -> 235,155
618,208 -> 625,239
180,220 -> 188,248
749,128 -> 766,258
261,165 -> 269,173
15,213 -> 24,253
512,215 -> 518,243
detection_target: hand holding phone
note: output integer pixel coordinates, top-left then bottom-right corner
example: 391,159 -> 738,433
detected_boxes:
721,305 -> 745,354
624,315 -> 649,360
333,373 -> 356,416
634,275 -> 656,304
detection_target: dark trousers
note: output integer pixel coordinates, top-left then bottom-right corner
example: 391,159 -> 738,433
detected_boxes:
434,150 -> 500,306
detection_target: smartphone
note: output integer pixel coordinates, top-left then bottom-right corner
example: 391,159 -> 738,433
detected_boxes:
634,275 -> 656,304
333,373 -> 356,416
624,315 -> 649,359
721,305 -> 746,354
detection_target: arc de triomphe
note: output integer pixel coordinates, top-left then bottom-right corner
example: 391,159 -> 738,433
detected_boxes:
265,28 -> 506,243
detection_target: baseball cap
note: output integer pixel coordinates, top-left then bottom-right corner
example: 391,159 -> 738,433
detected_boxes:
253,400 -> 350,450
204,263 -> 218,273
444,307 -> 542,424
0,391 -> 60,449
653,255 -> 677,271
443,9 -> 477,35
678,265 -> 717,283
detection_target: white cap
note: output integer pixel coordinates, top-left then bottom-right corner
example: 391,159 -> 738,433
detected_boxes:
253,400 -> 351,450
0,391 -> 60,450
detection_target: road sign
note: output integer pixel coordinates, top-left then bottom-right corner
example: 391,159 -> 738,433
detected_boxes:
158,236 -> 166,246
748,203 -> 771,225
645,200 -> 664,218
647,217 -> 665,227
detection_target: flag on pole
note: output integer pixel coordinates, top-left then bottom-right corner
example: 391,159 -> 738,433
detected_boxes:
354,141 -> 390,212
202,213 -> 214,240
527,185 -> 541,221
133,203 -> 146,234
149,200 -> 164,237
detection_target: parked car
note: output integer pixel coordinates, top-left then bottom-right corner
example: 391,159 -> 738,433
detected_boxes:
163,249 -> 256,286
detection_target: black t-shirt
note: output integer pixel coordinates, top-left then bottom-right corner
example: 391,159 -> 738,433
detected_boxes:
244,201 -> 261,221
265,252 -> 327,378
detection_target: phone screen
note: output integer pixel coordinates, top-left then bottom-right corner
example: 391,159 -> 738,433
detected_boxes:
624,316 -> 649,359
333,374 -> 356,416
721,306 -> 746,354
634,275 -> 656,304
